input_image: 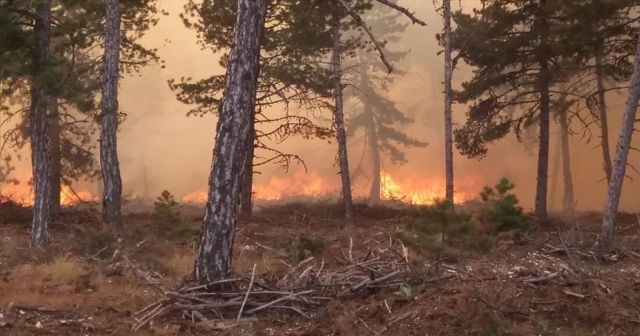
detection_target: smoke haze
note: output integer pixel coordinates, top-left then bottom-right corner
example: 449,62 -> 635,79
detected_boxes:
4,0 -> 639,212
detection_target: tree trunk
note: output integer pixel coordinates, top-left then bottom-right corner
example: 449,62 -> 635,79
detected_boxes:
48,96 -> 61,217
30,0 -> 53,247
239,122 -> 255,219
559,108 -> 575,214
332,9 -> 355,227
100,0 -> 123,228
367,111 -> 381,203
599,34 -> 640,250
596,54 -> 612,182
443,0 -> 454,203
534,0 -> 550,219
194,0 -> 266,283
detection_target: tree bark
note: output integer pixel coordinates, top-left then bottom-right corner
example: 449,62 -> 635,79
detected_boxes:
100,0 -> 123,228
559,108 -> 575,214
596,54 -> 612,182
30,0 -> 53,247
599,34 -> 640,250
534,0 -> 550,219
48,96 -> 61,217
194,0 -> 266,283
332,8 -> 355,227
239,122 -> 255,219
443,0 -> 454,203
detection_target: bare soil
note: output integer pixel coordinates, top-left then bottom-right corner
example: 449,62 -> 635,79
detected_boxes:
2,202 -> 640,335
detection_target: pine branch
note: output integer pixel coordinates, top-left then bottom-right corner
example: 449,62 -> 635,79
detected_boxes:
335,0 -> 393,74
374,0 -> 426,26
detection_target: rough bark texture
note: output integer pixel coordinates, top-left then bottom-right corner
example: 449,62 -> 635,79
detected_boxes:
443,0 -> 454,203
239,122 -> 255,219
534,0 -> 550,219
100,0 -> 123,228
596,54 -> 612,182
599,34 -> 640,249
194,0 -> 266,283
332,10 -> 355,227
559,109 -> 575,214
48,96 -> 61,217
30,0 -> 53,247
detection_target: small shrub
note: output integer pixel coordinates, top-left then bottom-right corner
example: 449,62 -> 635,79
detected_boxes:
479,178 -> 528,233
152,191 -> 198,243
286,235 -> 325,261
409,199 -> 472,241
85,231 -> 118,254
397,200 -> 474,258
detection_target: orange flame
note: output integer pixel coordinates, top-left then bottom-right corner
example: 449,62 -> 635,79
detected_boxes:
2,174 -> 96,206
179,170 -> 478,205
379,171 -> 471,205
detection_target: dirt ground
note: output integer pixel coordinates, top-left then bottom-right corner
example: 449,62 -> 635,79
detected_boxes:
2,201 -> 640,335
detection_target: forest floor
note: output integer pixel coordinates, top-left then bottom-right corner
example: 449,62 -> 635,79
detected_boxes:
2,200 -> 640,335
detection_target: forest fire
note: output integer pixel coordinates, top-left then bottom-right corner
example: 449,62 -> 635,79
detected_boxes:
379,172 -> 473,205
179,171 -> 476,205
1,181 -> 95,206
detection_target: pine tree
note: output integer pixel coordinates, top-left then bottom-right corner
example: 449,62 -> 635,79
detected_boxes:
599,31 -> 640,250
30,0 -> 53,247
345,7 -> 425,203
100,0 -> 123,228
194,0 -> 267,282
451,0 -> 579,219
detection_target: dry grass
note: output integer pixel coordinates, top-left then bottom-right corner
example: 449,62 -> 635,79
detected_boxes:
0,256 -> 87,308
161,248 -> 195,277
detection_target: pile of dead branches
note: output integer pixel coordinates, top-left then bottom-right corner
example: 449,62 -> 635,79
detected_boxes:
134,241 -> 447,330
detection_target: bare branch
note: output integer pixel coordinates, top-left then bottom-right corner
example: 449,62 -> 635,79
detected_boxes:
375,0 -> 427,26
336,0 -> 393,73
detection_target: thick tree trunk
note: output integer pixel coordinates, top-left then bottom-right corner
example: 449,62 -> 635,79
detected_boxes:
596,54 -> 612,182
534,0 -> 550,219
100,0 -> 123,228
559,109 -> 575,214
194,0 -> 266,283
239,123 -> 255,219
48,97 -> 61,216
443,0 -> 454,203
332,10 -> 355,227
30,0 -> 53,247
599,35 -> 640,249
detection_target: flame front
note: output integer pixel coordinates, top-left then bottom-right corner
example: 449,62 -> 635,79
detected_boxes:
379,171 -> 471,205
179,170 -> 477,205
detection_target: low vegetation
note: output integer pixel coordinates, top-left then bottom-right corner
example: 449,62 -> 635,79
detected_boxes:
151,191 -> 198,244
397,178 -> 528,258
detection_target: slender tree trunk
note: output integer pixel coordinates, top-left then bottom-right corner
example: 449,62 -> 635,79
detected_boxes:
599,34 -> 640,250
596,54 -> 612,182
194,0 -> 266,283
559,108 -> 575,214
48,97 -> 61,216
356,52 -> 381,204
367,112 -> 381,203
332,9 -> 355,227
100,0 -> 123,228
30,0 -> 53,247
443,0 -> 454,203
534,0 -> 550,219
239,122 -> 255,219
